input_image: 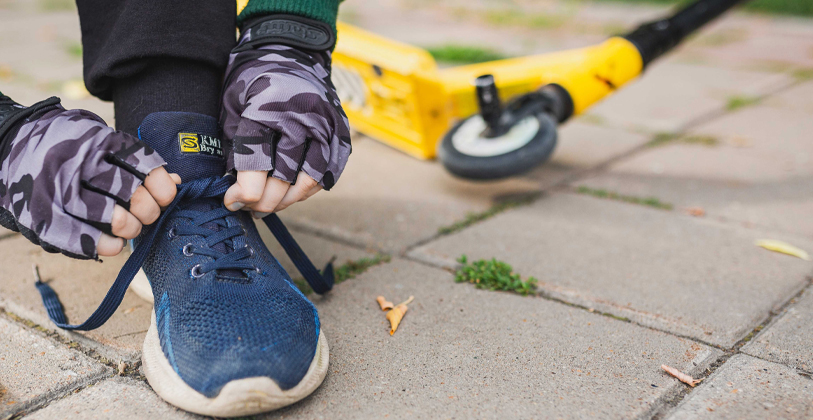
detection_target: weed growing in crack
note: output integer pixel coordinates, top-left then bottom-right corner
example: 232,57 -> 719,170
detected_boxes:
575,186 -> 673,210
454,255 -> 538,296
293,254 -> 391,295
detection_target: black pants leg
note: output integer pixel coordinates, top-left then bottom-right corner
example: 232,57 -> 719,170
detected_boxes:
76,0 -> 236,136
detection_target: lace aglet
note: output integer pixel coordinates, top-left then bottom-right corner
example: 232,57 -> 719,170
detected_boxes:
32,263 -> 42,285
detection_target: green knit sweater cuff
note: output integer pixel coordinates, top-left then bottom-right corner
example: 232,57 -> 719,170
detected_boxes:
238,0 -> 341,36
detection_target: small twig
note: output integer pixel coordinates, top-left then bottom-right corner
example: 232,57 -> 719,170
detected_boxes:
661,364 -> 702,387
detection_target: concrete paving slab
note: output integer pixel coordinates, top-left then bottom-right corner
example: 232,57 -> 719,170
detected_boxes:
588,61 -> 792,133
677,15 -> 813,71
0,226 -> 367,361
577,103 -> 813,237
0,235 -> 149,360
280,137 -> 541,254
266,259 -> 721,419
667,354 -> 813,420
0,316 -> 110,419
23,377 -> 196,420
257,219 -> 376,281
743,288 -> 813,372
521,120 -> 651,185
408,193 -> 813,347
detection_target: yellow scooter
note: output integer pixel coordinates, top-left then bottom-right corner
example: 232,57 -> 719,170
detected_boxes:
330,0 -> 747,179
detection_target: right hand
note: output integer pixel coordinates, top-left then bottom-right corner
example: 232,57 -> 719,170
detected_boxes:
0,94 -> 180,259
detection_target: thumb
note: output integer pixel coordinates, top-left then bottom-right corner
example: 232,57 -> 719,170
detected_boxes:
224,170 -> 267,211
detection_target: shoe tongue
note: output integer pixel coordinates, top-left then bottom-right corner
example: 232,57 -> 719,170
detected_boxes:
138,112 -> 226,182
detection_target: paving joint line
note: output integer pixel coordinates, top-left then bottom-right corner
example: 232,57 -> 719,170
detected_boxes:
0,308 -> 147,379
3,367 -> 112,420
557,76 -> 805,192
648,275 -> 813,419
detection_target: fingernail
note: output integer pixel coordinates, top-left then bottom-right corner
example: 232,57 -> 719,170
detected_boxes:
227,202 -> 245,211
251,211 -> 271,219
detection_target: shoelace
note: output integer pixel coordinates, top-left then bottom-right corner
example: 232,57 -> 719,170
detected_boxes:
35,176 -> 334,331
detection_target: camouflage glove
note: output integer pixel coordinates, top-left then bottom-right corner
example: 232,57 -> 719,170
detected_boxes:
0,94 -> 166,259
220,14 -> 352,191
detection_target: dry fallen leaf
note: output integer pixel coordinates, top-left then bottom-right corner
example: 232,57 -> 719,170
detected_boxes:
386,296 -> 414,336
755,239 -> 811,261
376,296 -> 394,311
661,364 -> 702,387
685,207 -> 705,217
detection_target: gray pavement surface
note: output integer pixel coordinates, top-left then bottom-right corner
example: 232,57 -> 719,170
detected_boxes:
0,316 -> 110,419
266,259 -> 721,419
743,288 -> 813,372
2,0 -> 813,418
667,355 -> 813,419
24,377 -> 196,420
409,192 -> 813,347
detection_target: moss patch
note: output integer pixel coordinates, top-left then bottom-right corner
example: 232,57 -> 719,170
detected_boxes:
455,255 -> 538,296
575,186 -> 673,210
726,95 -> 760,111
437,194 -> 539,235
293,254 -> 392,295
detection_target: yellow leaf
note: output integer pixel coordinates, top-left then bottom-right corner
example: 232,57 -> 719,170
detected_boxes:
386,305 -> 408,336
755,239 -> 810,261
376,296 -> 393,311
385,296 -> 414,335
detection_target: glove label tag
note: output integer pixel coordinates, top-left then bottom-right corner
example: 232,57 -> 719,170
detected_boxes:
179,133 -> 223,157
238,14 -> 335,51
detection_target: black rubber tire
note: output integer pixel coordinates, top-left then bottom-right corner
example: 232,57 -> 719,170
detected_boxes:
438,111 -> 558,180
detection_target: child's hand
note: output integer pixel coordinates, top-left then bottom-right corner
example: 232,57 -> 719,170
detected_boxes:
0,94 -> 180,259
220,16 -> 351,216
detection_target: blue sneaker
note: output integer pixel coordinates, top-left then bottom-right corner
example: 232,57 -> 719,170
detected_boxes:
35,112 -> 334,417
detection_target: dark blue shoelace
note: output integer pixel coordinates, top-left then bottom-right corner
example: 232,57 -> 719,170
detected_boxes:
35,176 -> 334,331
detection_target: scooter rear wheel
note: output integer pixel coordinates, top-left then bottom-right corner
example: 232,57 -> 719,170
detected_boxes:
438,111 -> 557,180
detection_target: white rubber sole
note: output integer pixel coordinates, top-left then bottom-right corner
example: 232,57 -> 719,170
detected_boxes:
142,310 -> 329,417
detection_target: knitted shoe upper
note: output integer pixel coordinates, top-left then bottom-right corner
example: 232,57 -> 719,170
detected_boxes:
138,112 -> 320,397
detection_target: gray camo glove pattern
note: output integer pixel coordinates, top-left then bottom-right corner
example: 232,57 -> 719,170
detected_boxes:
220,34 -> 352,190
0,96 -> 166,259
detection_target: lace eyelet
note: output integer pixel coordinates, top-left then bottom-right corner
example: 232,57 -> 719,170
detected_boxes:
245,244 -> 254,257
182,244 -> 194,256
190,264 -> 205,278
167,227 -> 177,239
254,266 -> 262,273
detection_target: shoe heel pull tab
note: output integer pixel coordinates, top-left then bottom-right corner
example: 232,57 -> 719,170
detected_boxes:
262,214 -> 334,294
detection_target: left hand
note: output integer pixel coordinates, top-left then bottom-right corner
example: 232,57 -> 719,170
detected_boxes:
220,21 -> 351,217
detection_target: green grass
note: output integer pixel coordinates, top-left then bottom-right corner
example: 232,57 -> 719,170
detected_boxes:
575,186 -> 673,210
38,0 -> 75,11
437,194 -> 539,235
483,9 -> 569,29
455,255 -> 538,296
65,42 -> 82,59
292,254 -> 391,295
649,132 -> 719,148
792,68 -> 813,81
583,0 -> 813,17
426,44 -> 508,64
726,95 -> 760,111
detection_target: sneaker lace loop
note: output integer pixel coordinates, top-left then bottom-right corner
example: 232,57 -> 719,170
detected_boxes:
33,176 -> 334,331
